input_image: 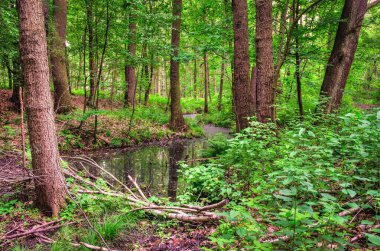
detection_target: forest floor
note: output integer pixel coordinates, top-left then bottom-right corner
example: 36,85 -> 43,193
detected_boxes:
0,89 -> 220,250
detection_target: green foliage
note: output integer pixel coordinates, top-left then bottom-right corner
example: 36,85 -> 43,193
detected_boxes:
0,199 -> 18,216
181,110 -> 380,249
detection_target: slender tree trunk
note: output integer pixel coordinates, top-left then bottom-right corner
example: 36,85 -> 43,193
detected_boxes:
193,59 -> 197,98
169,0 -> 186,131
18,0 -> 66,217
319,0 -> 367,113
144,54 -> 154,106
218,59 -> 225,111
294,0 -> 303,120
232,0 -> 253,131
255,0 -> 275,123
203,51 -> 209,113
124,11 -> 137,107
5,57 -> 13,90
274,0 -> 289,88
51,0 -> 72,113
86,0 -> 96,106
10,56 -> 22,110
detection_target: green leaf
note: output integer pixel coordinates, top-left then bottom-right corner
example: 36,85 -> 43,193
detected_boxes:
365,233 -> 380,246
279,189 -> 297,196
342,189 -> 356,198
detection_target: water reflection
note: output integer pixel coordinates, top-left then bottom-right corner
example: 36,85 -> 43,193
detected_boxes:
96,140 -> 206,200
95,119 -> 230,201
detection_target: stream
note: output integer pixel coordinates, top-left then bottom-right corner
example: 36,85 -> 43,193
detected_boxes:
94,114 -> 230,201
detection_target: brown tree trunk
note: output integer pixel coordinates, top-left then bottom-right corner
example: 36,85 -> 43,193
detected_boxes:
17,0 -> 66,217
294,0 -> 303,120
203,51 -> 209,113
10,56 -> 22,110
319,0 -> 367,113
51,0 -> 72,113
85,0 -> 96,106
255,0 -> 275,123
124,11 -> 137,107
232,0 -> 253,132
169,0 -> 186,131
218,59 -> 225,111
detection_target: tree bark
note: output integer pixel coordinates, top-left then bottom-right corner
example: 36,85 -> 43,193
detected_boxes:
50,0 -> 72,113
17,0 -> 66,217
232,0 -> 253,131
319,0 -> 367,113
169,0 -> 186,131
255,0 -> 275,123
124,11 -> 137,107
203,51 -> 209,113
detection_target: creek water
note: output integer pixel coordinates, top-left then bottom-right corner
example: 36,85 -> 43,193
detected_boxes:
94,114 -> 229,201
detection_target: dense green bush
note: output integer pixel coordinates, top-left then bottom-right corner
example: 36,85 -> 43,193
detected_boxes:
181,110 -> 380,250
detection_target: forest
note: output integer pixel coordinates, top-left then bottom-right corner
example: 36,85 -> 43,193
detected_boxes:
0,0 -> 379,250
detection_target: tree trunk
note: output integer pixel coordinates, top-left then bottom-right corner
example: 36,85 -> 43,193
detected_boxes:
51,0 -> 72,113
255,0 -> 275,123
17,0 -> 66,217
86,0 -> 96,107
10,56 -> 22,110
5,57 -> 13,90
319,0 -> 367,113
169,0 -> 186,131
144,54 -> 154,106
193,59 -> 197,98
203,51 -> 209,113
218,60 -> 225,111
124,11 -> 137,107
294,0 -> 303,120
232,0 -> 253,131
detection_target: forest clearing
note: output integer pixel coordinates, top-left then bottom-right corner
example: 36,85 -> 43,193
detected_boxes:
0,0 -> 379,250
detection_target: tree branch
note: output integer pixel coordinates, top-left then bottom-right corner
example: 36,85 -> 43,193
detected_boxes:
367,0 -> 380,10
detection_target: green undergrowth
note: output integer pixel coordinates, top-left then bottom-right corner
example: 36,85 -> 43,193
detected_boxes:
179,109 -> 380,250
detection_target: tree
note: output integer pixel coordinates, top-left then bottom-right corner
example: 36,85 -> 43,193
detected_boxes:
85,0 -> 96,106
319,0 -> 368,113
51,0 -> 72,113
255,0 -> 275,123
169,0 -> 186,131
232,0 -> 253,131
17,0 -> 66,217
10,56 -> 22,109
124,8 -> 137,107
203,51 -> 209,113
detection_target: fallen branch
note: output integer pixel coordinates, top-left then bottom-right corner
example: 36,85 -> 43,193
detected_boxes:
71,241 -> 120,251
65,157 -> 228,223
